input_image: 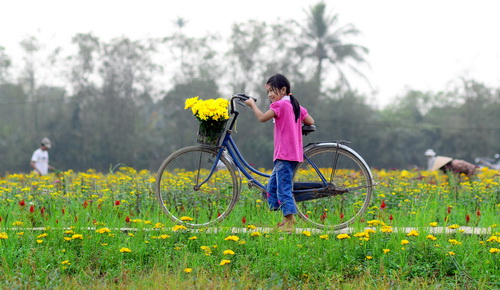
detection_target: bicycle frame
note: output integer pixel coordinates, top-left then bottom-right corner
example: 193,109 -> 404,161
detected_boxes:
195,95 -> 359,202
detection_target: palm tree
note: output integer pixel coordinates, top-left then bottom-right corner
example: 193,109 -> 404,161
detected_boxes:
298,1 -> 369,93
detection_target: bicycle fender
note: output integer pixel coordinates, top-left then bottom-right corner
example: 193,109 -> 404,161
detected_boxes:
304,142 -> 374,181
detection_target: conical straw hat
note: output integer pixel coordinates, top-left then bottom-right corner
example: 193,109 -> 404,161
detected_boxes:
431,156 -> 453,171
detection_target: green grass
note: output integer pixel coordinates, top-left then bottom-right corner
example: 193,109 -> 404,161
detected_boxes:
0,167 -> 499,288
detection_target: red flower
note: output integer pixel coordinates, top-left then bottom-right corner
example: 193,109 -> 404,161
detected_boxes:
40,207 -> 45,215
0,216 -> 2,222
465,214 -> 470,223
93,219 -> 97,224
62,208 -> 65,215
447,207 -> 452,214
380,200 -> 386,210
217,212 -> 221,217
241,216 -> 246,224
83,201 -> 89,208
389,214 -> 393,221
125,216 -> 131,223
19,200 -> 25,206
320,212 -> 327,221
340,212 -> 344,219
115,200 -> 121,206
476,209 -> 481,217
29,205 -> 35,213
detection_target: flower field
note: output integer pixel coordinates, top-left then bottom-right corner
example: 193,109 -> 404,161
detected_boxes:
0,167 -> 499,288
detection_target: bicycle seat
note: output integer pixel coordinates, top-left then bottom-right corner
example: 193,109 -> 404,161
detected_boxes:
302,125 -> 316,136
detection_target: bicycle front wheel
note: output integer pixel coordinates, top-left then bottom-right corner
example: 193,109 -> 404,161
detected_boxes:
293,143 -> 374,230
156,145 -> 240,228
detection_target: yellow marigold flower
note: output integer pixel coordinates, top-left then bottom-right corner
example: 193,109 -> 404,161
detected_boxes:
401,239 -> 410,245
128,233 -> 134,237
223,249 -> 235,255
219,259 -> 231,265
120,247 -> 132,253
101,243 -> 108,246
189,236 -> 197,240
172,225 -> 188,231
336,234 -> 351,240
17,232 -> 24,236
448,251 -> 456,256
184,96 -> 199,109
63,237 -> 72,241
37,233 -> 48,239
247,225 -> 257,230
250,232 -> 262,237
72,234 -> 83,240
489,248 -> 500,253
319,234 -> 329,240
96,228 -> 111,234
224,235 -> 239,241
159,234 -> 170,239
427,235 -> 437,241
183,268 -> 193,273
302,231 -> 312,237
486,236 -> 499,243
12,221 -> 24,226
383,249 -> 391,254
429,222 -> 438,227
61,260 -> 71,265
180,216 -> 194,221
154,223 -> 164,229
36,240 -> 43,244
365,256 -> 373,260
354,232 -> 370,238
407,230 -> 419,237
447,224 -> 460,229
367,220 -> 383,226
0,232 -> 9,239
365,229 -> 376,234
64,230 -> 75,234
239,240 -> 247,245
448,239 -> 462,245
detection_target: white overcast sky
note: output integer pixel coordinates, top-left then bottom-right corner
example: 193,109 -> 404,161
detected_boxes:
1,0 -> 500,107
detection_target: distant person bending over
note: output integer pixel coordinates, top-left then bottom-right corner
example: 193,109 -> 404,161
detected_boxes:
244,74 -> 314,232
31,137 -> 55,176
431,156 -> 478,177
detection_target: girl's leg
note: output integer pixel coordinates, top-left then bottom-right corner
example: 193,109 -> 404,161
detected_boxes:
274,160 -> 298,216
266,164 -> 280,211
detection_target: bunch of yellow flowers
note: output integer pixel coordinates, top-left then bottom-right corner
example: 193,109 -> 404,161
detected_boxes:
185,96 -> 229,122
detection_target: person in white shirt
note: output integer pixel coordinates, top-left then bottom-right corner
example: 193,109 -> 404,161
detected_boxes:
30,137 -> 55,175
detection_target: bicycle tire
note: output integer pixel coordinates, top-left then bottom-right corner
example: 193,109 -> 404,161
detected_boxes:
293,143 -> 374,230
156,145 -> 240,228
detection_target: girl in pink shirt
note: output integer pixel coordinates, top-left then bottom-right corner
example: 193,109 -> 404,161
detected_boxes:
245,74 -> 314,231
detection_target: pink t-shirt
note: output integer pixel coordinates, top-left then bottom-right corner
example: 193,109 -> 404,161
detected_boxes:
270,98 -> 309,162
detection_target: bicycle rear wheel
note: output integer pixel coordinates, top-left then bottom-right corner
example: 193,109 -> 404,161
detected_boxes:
293,143 -> 373,230
156,145 -> 240,228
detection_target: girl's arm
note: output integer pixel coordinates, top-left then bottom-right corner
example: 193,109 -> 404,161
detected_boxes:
303,115 -> 314,126
244,98 -> 275,122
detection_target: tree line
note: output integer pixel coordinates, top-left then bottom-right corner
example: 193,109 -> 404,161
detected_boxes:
1,2 -> 499,175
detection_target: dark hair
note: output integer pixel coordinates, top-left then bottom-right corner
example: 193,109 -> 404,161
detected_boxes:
266,74 -> 301,122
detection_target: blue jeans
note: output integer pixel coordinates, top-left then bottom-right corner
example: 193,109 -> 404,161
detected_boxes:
266,160 -> 298,216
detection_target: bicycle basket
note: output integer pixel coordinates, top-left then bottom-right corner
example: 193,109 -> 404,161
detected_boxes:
197,119 -> 228,146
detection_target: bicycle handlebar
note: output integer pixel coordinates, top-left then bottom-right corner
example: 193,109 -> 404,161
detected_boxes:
230,93 -> 257,114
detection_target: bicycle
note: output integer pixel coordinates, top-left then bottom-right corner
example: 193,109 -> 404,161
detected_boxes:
156,93 -> 375,230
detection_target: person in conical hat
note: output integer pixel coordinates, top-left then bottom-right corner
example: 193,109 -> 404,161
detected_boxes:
431,155 -> 478,177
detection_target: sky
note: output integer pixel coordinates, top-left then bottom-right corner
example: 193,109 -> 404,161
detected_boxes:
1,0 -> 500,107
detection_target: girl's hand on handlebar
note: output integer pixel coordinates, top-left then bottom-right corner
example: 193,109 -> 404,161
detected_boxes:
244,97 -> 256,107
